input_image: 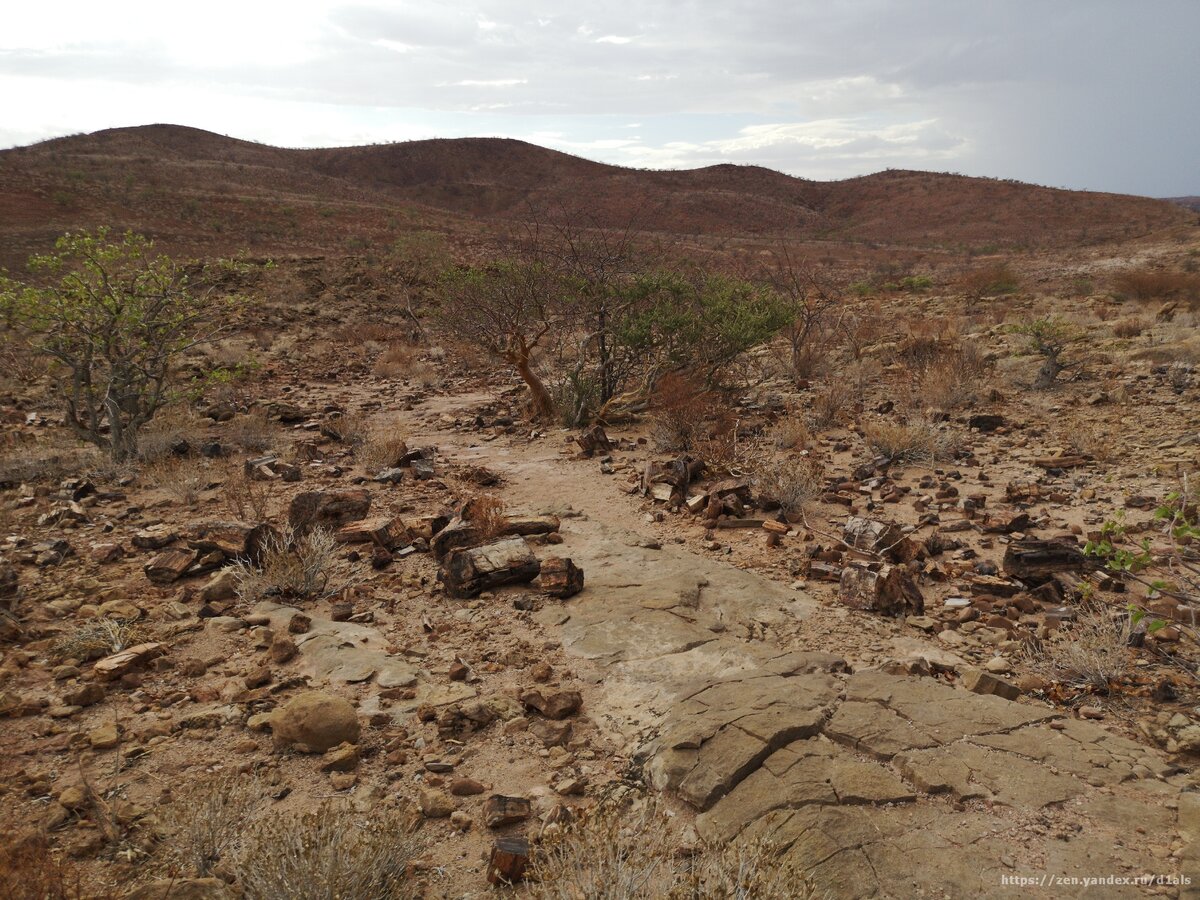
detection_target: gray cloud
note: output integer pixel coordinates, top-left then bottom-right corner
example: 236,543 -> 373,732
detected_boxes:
1,0 -> 1196,194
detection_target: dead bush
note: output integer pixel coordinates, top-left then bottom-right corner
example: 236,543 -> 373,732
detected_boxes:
372,343 -> 435,385
1111,317 -> 1147,339
143,455 -> 211,508
52,618 -> 151,663
753,452 -> 824,517
136,407 -> 209,464
960,262 -> 1020,300
158,772 -> 269,877
224,467 -> 272,522
527,800 -> 813,899
768,417 -> 810,450
232,524 -> 336,603
226,410 -> 276,452
863,417 -> 957,463
0,830 -> 90,900
463,495 -> 508,543
1063,423 -> 1115,464
910,341 -> 991,411
809,380 -> 851,430
235,801 -> 421,900
1026,600 -> 1133,691
648,373 -> 727,454
1113,269 -> 1200,304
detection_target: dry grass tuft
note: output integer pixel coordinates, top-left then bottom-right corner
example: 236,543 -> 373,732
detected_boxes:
464,495 -> 508,543
226,410 -> 276,452
753,453 -> 824,517
1026,600 -> 1133,691
157,772 -> 270,877
142,455 -> 211,507
1113,269 -> 1200,304
358,424 -> 409,473
1111,317 -> 1148,339
235,801 -> 421,900
0,830 -> 91,900
809,381 -> 851,430
528,800 -> 813,899
863,417 -> 957,463
232,525 -> 337,603
51,618 -> 150,663
768,417 -> 810,450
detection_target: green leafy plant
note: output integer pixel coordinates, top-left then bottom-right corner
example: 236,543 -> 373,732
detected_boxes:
0,228 -> 243,460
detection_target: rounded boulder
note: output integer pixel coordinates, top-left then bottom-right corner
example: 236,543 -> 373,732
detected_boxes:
270,691 -> 360,753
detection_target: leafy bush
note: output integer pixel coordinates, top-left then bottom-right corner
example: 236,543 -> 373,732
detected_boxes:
0,229 -> 243,460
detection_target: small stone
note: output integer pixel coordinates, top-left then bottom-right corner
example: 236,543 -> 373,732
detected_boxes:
88,721 -> 120,749
419,788 -> 456,819
961,668 -> 1020,702
984,657 -> 1012,674
269,634 -> 298,664
450,777 -> 487,797
320,742 -> 360,773
450,810 -> 473,832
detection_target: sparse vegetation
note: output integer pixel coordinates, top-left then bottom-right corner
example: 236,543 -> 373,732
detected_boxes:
158,772 -> 269,877
235,802 -> 421,900
232,524 -> 337,602
528,801 -> 813,899
753,452 -> 824,517
0,229 -> 243,460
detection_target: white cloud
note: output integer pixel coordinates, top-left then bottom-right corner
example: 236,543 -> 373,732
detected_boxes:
0,0 -> 1196,193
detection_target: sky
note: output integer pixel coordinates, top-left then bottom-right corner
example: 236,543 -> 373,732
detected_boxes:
2,0 -> 1197,197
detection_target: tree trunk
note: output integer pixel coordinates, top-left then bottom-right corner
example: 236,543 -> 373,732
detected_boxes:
1033,354 -> 1064,389
513,355 -> 556,421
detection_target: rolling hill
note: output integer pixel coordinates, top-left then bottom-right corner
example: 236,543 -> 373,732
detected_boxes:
0,124 -> 1189,268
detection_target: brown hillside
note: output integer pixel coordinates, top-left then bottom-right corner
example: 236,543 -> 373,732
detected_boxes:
0,123 -> 1188,267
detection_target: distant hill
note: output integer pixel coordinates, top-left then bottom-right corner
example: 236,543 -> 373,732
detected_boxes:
0,124 -> 1189,267
1166,196 -> 1200,212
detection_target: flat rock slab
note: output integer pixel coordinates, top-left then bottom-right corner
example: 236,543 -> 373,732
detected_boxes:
254,603 -> 417,689
647,659 -> 1188,898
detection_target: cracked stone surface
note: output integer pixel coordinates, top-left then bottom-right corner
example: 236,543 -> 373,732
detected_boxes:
646,655 -> 1192,898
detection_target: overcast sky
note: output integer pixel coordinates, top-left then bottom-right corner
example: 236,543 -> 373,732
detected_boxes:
3,0 -> 1197,196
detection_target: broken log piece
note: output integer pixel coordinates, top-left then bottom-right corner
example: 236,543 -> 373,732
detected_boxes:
187,521 -> 277,564
487,837 -> 531,885
501,515 -> 561,537
288,489 -> 371,532
335,516 -> 410,550
714,517 -> 768,529
483,795 -> 533,829
762,520 -> 789,535
441,538 -> 541,599
93,643 -> 164,681
1002,538 -> 1087,585
838,563 -> 923,616
808,561 -> 843,582
430,518 -> 478,558
575,424 -> 612,457
685,493 -> 708,514
844,517 -> 904,554
144,548 -> 197,584
539,557 -> 584,598
1032,455 -> 1090,469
